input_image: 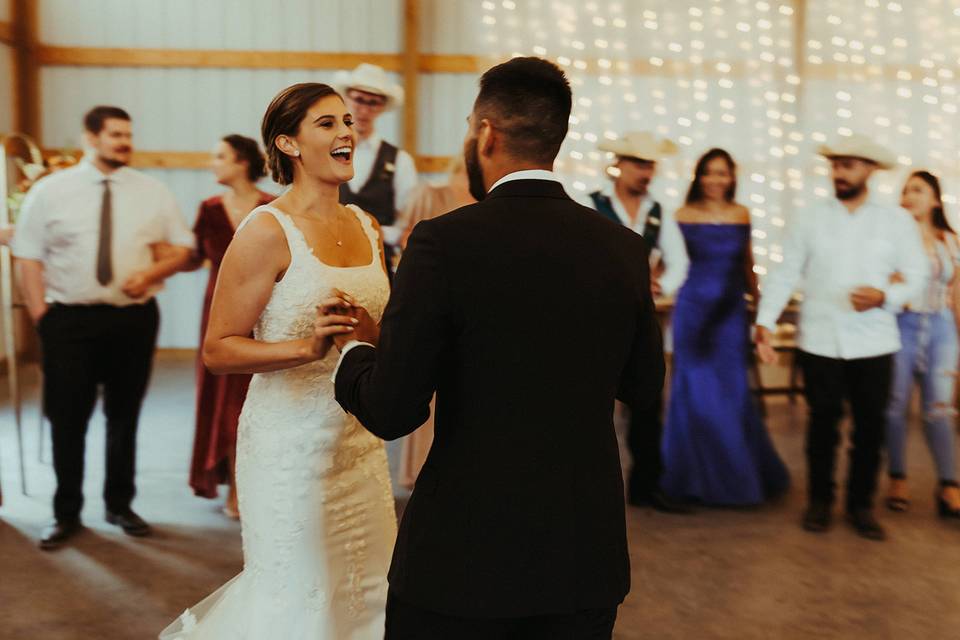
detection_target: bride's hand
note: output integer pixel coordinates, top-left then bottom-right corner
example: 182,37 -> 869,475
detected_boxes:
312,297 -> 358,359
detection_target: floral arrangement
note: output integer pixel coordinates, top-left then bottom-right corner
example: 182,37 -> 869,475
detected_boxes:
3,133 -> 78,224
5,158 -> 48,223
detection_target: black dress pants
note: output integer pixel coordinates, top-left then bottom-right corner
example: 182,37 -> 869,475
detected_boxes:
39,300 -> 160,522
798,351 -> 893,511
384,592 -> 618,640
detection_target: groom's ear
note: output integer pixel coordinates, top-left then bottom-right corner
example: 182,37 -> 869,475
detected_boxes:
478,119 -> 495,158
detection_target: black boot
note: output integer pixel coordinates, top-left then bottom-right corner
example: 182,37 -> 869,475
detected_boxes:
846,508 -> 886,541
802,502 -> 832,533
39,519 -> 83,550
106,509 -> 151,537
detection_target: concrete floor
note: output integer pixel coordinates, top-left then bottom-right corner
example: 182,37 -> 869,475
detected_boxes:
0,353 -> 958,639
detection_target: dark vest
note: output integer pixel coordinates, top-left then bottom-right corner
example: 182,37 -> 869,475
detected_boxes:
339,140 -> 399,227
589,190 -> 661,252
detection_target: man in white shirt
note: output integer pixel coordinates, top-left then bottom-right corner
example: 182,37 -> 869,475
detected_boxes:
13,106 -> 195,549
586,131 -> 689,513
336,63 -> 419,278
755,134 -> 929,541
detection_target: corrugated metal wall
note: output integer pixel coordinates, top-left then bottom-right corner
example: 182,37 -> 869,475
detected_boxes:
33,0 -> 484,348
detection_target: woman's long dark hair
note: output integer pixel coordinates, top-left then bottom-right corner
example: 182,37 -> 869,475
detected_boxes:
908,170 -> 953,234
685,148 -> 737,204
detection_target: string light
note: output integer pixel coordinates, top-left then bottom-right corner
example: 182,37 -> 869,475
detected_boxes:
480,0 -> 960,260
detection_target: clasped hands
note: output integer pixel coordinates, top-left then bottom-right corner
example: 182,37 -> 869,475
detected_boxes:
312,289 -> 379,358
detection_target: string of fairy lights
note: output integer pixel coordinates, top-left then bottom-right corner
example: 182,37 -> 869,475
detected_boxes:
477,0 -> 960,277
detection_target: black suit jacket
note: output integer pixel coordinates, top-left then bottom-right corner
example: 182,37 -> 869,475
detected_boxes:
335,178 -> 664,619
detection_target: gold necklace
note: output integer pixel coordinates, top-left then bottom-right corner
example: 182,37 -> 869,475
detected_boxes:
331,207 -> 345,247
291,207 -> 346,247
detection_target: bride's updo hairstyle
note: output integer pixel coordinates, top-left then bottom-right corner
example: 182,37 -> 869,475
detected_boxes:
261,82 -> 342,185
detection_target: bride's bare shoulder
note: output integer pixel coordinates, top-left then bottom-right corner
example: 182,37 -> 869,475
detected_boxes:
228,208 -> 289,262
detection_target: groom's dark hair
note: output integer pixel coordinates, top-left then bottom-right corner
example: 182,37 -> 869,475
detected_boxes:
473,57 -> 571,165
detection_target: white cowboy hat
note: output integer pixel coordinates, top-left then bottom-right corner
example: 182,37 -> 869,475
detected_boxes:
598,131 -> 678,162
333,63 -> 405,111
818,134 -> 897,169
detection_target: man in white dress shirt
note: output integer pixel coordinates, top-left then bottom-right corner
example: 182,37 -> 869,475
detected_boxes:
13,106 -> 195,550
336,63 -> 419,278
755,134 -> 929,541
585,131 -> 689,513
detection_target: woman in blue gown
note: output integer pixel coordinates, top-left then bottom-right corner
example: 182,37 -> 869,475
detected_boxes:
661,148 -> 789,506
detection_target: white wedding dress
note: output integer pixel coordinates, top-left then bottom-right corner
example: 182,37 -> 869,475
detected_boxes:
160,205 -> 397,639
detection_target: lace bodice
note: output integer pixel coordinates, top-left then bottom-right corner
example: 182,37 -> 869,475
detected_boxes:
251,203 -> 389,372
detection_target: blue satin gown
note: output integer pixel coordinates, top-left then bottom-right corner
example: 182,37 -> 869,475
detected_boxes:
661,223 -> 789,506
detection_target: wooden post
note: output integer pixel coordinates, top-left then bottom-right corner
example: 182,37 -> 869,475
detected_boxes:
402,0 -> 420,157
793,0 -> 807,106
11,0 -> 41,141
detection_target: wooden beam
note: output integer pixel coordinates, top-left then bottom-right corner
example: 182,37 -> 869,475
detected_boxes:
802,62 -> 960,82
11,0 -> 41,140
420,53 -> 491,73
36,46 -> 404,71
402,0 -> 420,155
32,45 -> 814,79
35,45 -> 491,74
128,151 -> 212,170
41,149 -> 211,170
415,155 -> 453,174
0,20 -> 13,46
41,147 -> 454,174
34,45 -> 496,74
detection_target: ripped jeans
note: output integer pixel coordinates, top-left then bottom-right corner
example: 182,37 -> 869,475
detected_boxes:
886,309 -> 959,483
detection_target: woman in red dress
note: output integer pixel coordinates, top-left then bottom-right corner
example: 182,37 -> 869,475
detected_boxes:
186,135 -> 274,517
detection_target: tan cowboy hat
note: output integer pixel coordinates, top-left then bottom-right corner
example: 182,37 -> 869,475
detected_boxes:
334,63 -> 405,111
598,131 -> 678,162
818,133 -> 897,169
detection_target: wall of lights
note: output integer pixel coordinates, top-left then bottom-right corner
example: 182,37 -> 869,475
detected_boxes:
478,0 -> 960,278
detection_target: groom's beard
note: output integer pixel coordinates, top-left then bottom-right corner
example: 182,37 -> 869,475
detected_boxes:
834,179 -> 866,201
464,138 -> 488,202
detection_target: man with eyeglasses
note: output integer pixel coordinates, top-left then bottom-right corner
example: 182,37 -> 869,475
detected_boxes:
336,63 -> 419,277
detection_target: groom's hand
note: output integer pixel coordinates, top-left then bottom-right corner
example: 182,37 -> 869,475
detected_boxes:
332,305 -> 379,350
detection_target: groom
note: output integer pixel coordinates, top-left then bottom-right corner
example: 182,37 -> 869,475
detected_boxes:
329,57 -> 664,639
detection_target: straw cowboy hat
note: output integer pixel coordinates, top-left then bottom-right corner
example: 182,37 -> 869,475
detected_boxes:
598,131 -> 678,162
334,63 -> 405,111
818,133 -> 897,169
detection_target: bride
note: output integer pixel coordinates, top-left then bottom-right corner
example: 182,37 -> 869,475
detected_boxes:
160,83 -> 396,639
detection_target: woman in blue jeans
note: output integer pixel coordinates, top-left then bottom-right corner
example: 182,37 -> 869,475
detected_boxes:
886,170 -> 960,520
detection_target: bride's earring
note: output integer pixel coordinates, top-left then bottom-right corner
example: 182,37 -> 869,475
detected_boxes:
293,150 -> 301,157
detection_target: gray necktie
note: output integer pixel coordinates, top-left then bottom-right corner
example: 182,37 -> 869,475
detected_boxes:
97,179 -> 113,285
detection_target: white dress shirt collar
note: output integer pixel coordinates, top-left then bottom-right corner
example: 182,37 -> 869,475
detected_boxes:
77,159 -> 133,184
601,181 -> 656,230
489,169 -> 561,193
